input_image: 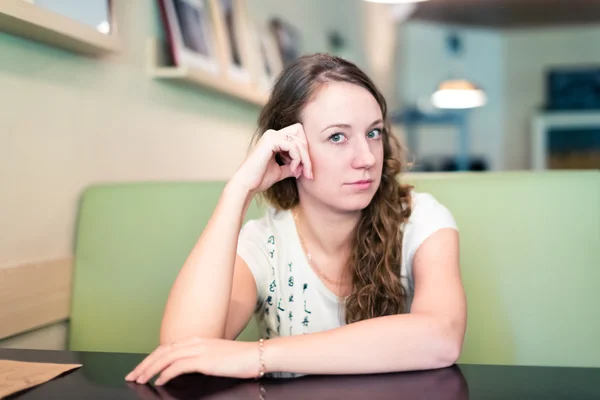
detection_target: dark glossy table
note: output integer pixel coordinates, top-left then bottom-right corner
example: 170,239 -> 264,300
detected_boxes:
1,348 -> 599,399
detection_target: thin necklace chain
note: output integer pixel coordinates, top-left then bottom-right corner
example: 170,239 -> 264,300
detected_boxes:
292,209 -> 350,287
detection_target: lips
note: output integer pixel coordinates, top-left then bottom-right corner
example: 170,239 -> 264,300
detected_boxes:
345,179 -> 373,190
347,180 -> 373,185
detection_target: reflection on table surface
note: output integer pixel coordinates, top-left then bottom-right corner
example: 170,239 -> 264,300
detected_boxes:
127,365 -> 467,400
2,348 -> 600,399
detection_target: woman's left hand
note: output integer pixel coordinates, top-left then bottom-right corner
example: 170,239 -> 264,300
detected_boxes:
125,336 -> 261,386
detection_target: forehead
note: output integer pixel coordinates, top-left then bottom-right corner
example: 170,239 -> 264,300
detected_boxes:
300,82 -> 383,129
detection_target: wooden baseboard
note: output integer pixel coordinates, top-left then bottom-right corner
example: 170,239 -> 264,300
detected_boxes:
0,258 -> 73,340
0,321 -> 68,350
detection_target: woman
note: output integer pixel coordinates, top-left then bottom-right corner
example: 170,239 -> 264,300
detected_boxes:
126,53 -> 466,386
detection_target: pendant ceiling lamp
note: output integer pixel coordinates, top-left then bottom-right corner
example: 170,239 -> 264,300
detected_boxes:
431,32 -> 487,109
431,79 -> 487,109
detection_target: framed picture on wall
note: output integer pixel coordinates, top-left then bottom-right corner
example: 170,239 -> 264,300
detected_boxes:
159,0 -> 220,74
215,0 -> 250,82
251,23 -> 283,92
269,17 -> 301,67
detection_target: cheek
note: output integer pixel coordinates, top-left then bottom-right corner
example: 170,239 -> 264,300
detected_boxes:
372,141 -> 384,161
373,143 -> 385,178
309,148 -> 346,178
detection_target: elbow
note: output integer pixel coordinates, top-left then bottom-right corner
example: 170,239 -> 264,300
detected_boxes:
431,319 -> 465,369
434,338 -> 462,368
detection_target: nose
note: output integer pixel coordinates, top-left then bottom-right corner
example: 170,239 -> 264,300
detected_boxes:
351,137 -> 376,169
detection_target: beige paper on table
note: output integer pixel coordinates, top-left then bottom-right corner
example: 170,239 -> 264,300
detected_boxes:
0,359 -> 82,399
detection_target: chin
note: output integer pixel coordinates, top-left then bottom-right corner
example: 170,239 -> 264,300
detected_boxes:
335,192 -> 378,212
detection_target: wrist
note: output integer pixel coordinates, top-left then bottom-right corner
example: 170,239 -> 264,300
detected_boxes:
226,174 -> 256,199
256,338 -> 266,378
223,178 -> 254,207
260,336 -> 284,374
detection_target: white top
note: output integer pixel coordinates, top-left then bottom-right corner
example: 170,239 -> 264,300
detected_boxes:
236,191 -> 458,340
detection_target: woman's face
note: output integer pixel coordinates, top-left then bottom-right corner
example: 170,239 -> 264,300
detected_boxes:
298,81 -> 384,212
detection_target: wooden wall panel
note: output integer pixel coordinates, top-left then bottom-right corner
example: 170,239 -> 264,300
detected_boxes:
0,258 -> 72,340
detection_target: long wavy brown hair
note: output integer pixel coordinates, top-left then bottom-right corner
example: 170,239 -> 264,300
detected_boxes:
251,53 -> 413,324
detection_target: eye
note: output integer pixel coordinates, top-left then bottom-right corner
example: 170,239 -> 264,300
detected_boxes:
367,128 -> 383,139
328,133 -> 347,143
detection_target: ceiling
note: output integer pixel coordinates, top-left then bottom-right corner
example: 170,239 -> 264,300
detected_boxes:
410,0 -> 600,28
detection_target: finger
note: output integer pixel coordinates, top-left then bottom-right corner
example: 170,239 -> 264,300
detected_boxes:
288,146 -> 302,174
278,123 -> 305,143
126,337 -> 202,382
275,138 -> 302,174
155,357 -> 201,386
293,165 -> 304,179
292,138 -> 312,179
135,345 -> 203,384
264,127 -> 305,178
279,124 -> 311,179
126,345 -> 173,382
293,122 -> 308,145
279,164 -> 302,180
293,125 -> 313,179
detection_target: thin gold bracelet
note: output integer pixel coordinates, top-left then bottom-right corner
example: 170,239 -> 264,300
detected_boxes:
257,338 -> 267,379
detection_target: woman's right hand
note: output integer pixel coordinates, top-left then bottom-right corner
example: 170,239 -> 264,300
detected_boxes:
230,123 -> 313,194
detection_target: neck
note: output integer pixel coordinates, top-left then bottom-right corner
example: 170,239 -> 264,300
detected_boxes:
293,197 -> 360,263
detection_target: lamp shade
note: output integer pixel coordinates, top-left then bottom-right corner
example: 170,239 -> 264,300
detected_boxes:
431,79 -> 487,109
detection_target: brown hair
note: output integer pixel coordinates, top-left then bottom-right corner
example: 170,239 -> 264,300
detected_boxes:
251,53 -> 413,323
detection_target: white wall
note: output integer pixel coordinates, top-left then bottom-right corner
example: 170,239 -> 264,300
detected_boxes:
0,0 -> 366,269
399,21 -> 506,171
4,0 -> 600,349
0,0 -> 371,349
503,26 -> 600,170
399,21 -> 600,171
248,0 -> 367,69
3,1 -> 599,269
0,1 -> 251,267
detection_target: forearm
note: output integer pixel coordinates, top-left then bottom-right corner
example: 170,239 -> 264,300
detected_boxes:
264,313 -> 462,375
160,181 -> 253,343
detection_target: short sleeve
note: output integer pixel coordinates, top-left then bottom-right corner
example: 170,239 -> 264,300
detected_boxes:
402,192 -> 458,278
236,220 -> 271,304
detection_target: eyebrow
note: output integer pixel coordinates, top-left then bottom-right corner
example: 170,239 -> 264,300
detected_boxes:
320,119 -> 384,133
